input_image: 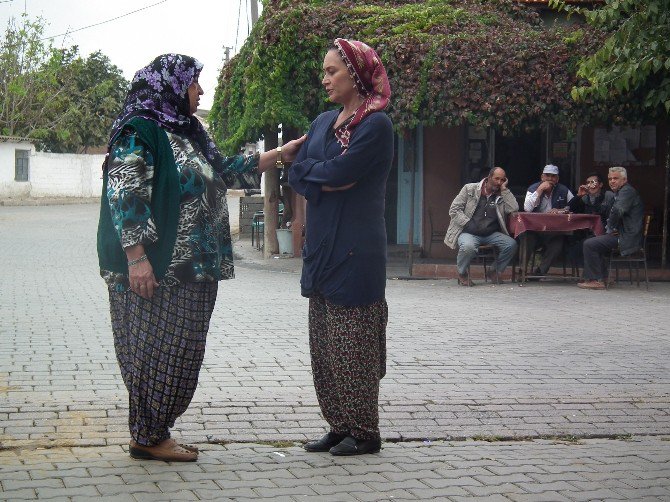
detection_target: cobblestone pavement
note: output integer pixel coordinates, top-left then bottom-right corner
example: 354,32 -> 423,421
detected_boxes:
1,203 -> 669,501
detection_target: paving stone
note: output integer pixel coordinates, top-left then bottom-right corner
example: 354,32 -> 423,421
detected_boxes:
0,488 -> 38,500
132,490 -> 199,501
96,481 -> 161,495
1,204 -> 670,501
35,485 -> 100,499
408,486 -> 471,498
311,483 -> 376,496
559,488 -> 629,501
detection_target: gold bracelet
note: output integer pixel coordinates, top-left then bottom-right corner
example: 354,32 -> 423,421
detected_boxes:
275,146 -> 283,167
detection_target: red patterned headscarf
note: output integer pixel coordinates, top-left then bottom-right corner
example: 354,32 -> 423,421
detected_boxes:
333,38 -> 391,151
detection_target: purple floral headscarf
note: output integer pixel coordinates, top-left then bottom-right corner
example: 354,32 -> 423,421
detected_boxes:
108,53 -> 224,170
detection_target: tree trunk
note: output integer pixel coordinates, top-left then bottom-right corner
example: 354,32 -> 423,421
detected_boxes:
280,126 -> 303,256
263,128 -> 280,258
662,132 -> 669,268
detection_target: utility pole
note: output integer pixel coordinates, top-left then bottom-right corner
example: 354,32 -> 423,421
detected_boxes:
250,0 -> 259,24
223,46 -> 233,66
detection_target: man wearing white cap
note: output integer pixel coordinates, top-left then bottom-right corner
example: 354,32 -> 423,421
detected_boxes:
523,164 -> 574,276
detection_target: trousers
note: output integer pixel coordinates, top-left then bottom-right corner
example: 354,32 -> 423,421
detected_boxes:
456,231 -> 518,276
583,233 -> 618,281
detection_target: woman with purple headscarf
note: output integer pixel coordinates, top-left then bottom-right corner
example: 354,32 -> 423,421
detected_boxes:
289,39 -> 393,456
97,54 -> 304,462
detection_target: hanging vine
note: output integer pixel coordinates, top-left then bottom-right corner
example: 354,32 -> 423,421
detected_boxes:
209,0 -> 650,154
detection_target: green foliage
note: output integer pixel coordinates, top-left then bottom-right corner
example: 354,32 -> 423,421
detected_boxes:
210,0 -> 639,153
0,15 -> 128,152
550,0 -> 670,115
51,51 -> 128,152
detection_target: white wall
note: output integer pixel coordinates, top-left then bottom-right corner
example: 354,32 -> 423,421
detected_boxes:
0,142 -> 105,199
0,140 -> 35,198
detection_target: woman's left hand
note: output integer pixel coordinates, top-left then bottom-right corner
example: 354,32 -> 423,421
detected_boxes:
257,135 -> 308,173
281,135 -> 307,163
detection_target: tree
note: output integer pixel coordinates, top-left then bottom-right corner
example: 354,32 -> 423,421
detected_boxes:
0,15 -> 128,152
210,0 -> 608,155
549,0 -> 670,115
550,0 -> 670,267
0,15 -> 70,143
46,51 -> 128,153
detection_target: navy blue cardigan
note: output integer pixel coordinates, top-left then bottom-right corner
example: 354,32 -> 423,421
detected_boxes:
527,181 -> 571,211
288,110 -> 394,306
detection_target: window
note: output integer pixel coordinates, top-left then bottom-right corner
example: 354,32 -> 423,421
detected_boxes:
15,149 -> 30,182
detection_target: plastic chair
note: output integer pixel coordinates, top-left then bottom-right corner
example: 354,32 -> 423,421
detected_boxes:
606,214 -> 651,290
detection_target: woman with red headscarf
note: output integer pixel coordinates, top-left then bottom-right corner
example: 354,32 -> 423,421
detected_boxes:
289,39 -> 393,456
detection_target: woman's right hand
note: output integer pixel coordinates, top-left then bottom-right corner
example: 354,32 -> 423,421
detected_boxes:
129,259 -> 159,299
126,245 -> 159,299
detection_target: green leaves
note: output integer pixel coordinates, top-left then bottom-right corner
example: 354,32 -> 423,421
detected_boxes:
0,15 -> 128,152
212,0 -> 661,150
553,0 -> 670,119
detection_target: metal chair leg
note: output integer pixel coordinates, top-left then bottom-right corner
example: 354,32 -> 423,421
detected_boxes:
644,256 -> 649,290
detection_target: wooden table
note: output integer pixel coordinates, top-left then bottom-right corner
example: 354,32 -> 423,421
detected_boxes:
507,212 -> 604,284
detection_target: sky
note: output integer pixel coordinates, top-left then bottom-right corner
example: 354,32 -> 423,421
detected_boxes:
0,0 -> 260,110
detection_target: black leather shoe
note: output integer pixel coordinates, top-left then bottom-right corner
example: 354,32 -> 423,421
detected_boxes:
329,436 -> 381,456
304,432 -> 347,452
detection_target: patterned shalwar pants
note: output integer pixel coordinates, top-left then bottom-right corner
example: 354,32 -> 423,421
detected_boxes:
308,294 -> 388,441
109,282 -> 218,446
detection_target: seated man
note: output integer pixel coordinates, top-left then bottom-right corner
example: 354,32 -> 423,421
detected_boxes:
445,167 -> 518,286
523,164 -> 574,276
578,166 -> 644,290
566,172 -> 616,265
568,172 -> 615,225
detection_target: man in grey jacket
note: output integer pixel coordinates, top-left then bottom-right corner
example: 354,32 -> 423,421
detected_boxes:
578,166 -> 644,290
445,167 -> 519,285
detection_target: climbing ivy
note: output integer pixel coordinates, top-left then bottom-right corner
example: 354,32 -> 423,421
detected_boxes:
209,0 -> 647,154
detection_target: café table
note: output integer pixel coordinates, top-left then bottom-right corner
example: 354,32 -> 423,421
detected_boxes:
507,212 -> 604,284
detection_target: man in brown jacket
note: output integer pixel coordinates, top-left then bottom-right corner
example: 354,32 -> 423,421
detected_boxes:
445,167 -> 519,286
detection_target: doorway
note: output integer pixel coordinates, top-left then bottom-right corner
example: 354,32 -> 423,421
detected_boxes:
494,129 -> 543,202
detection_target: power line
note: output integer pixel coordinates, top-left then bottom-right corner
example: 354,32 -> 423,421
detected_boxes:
234,0 -> 242,53
246,0 -> 250,36
40,0 -> 169,41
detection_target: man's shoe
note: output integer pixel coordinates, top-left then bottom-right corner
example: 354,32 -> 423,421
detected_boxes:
577,280 -> 606,290
329,436 -> 382,456
304,432 -> 347,452
129,438 -> 197,462
457,273 -> 474,286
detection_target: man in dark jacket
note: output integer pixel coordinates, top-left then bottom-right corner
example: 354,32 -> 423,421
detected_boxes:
568,172 -> 615,226
523,164 -> 574,276
578,166 -> 644,290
